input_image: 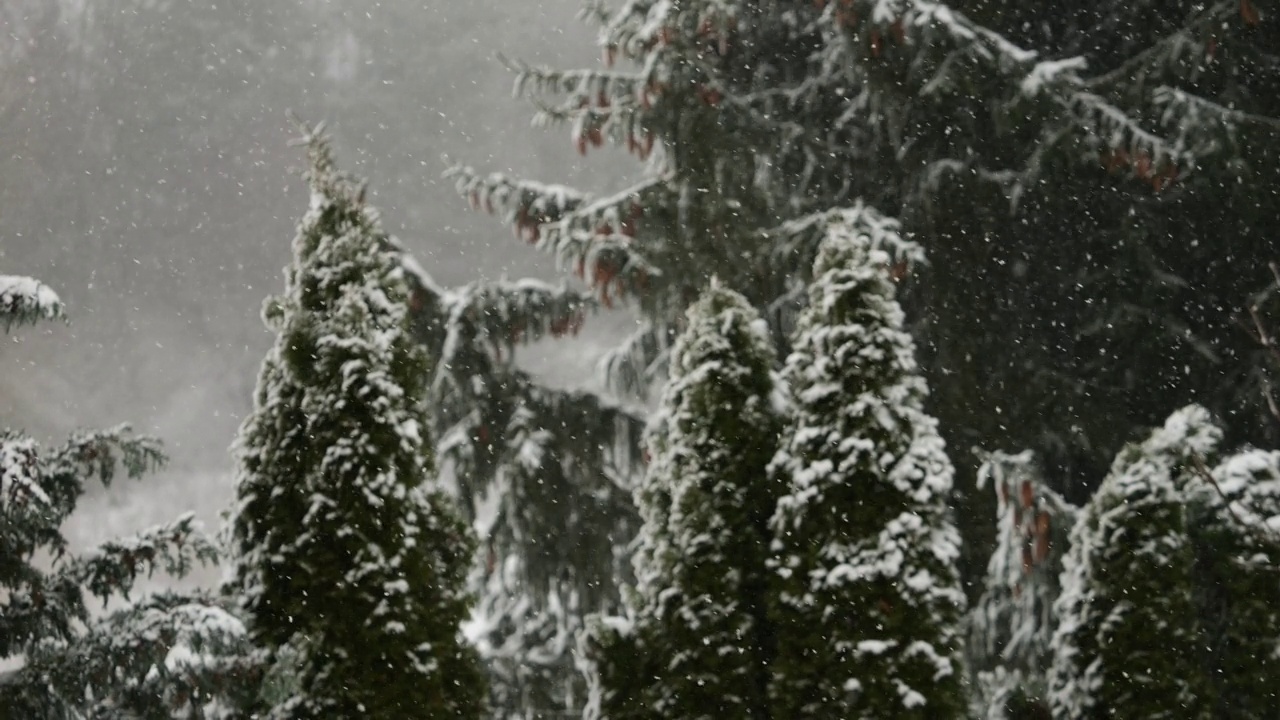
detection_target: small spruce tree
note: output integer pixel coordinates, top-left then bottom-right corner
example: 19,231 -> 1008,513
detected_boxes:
1,274 -> 253,718
583,282 -> 784,720
768,219 -> 966,718
223,125 -> 484,718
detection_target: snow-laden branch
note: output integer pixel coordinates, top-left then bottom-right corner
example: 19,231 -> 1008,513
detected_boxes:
0,274 -> 65,330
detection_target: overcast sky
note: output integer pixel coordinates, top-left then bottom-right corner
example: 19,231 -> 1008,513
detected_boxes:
1,0 -> 636,573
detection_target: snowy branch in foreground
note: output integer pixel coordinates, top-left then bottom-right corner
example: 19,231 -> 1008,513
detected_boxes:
0,275 -> 64,330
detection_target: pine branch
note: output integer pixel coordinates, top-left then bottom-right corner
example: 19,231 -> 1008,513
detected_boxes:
1082,0 -> 1241,91
455,278 -> 597,351
438,368 -> 646,499
539,176 -> 664,247
523,382 -> 647,481
597,322 -> 676,401
906,1 -> 1040,67
445,164 -> 590,237
418,277 -> 597,425
1235,261 -> 1280,425
57,513 -> 220,607
0,435 -> 61,513
1,513 -> 220,666
0,573 -> 84,659
506,57 -> 648,102
577,0 -> 610,27
47,426 -> 167,490
444,164 -> 664,310
440,366 -> 644,580
1064,91 -> 1200,162
1153,86 -> 1280,133
14,591 -> 259,719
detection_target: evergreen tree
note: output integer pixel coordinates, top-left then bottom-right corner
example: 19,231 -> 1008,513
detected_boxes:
968,450 -> 1076,720
439,4 -> 1277,708
398,244 -> 644,716
223,125 -> 484,718
1,275 -> 253,718
1050,404 -> 1280,719
768,222 -> 965,718
1049,405 -> 1222,719
1199,446 -> 1280,719
582,282 -> 783,720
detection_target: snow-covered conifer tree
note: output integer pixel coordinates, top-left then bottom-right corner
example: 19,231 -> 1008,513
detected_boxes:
1051,404 -> 1280,719
223,125 -> 484,718
582,282 -> 783,720
968,450 -> 1076,719
1,275 -> 253,718
1049,405 -> 1221,719
768,220 -> 965,718
1199,446 -> 1280,718
436,1 -> 1277,711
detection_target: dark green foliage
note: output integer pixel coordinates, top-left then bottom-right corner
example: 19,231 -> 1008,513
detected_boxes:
1050,405 -> 1280,719
1,287 -> 251,718
768,221 -> 966,718
6,590 -> 261,719
449,3 -> 1280,633
584,284 -> 783,720
1190,447 -> 1280,719
224,126 -> 484,718
394,237 -> 644,716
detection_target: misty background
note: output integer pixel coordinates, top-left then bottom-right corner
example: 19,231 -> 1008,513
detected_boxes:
0,0 -> 634,584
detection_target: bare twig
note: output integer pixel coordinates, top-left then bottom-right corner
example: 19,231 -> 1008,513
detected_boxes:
1264,380 -> 1280,426
1234,261 -> 1280,424
1190,452 -> 1279,548
1191,453 -> 1246,525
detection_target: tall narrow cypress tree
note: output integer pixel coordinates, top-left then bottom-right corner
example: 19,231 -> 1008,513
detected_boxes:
583,283 -> 783,720
768,217 -> 966,718
1050,405 -> 1280,719
224,126 -> 484,718
1199,446 -> 1280,719
1049,405 -> 1220,719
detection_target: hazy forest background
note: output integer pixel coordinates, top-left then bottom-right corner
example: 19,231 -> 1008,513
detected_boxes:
0,0 -> 623,590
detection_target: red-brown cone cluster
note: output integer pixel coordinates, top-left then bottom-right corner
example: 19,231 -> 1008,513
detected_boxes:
1100,148 -> 1180,193
513,205 -> 552,244
996,476 -> 1054,591
1241,0 -> 1260,27
814,0 -> 909,55
548,310 -> 586,338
